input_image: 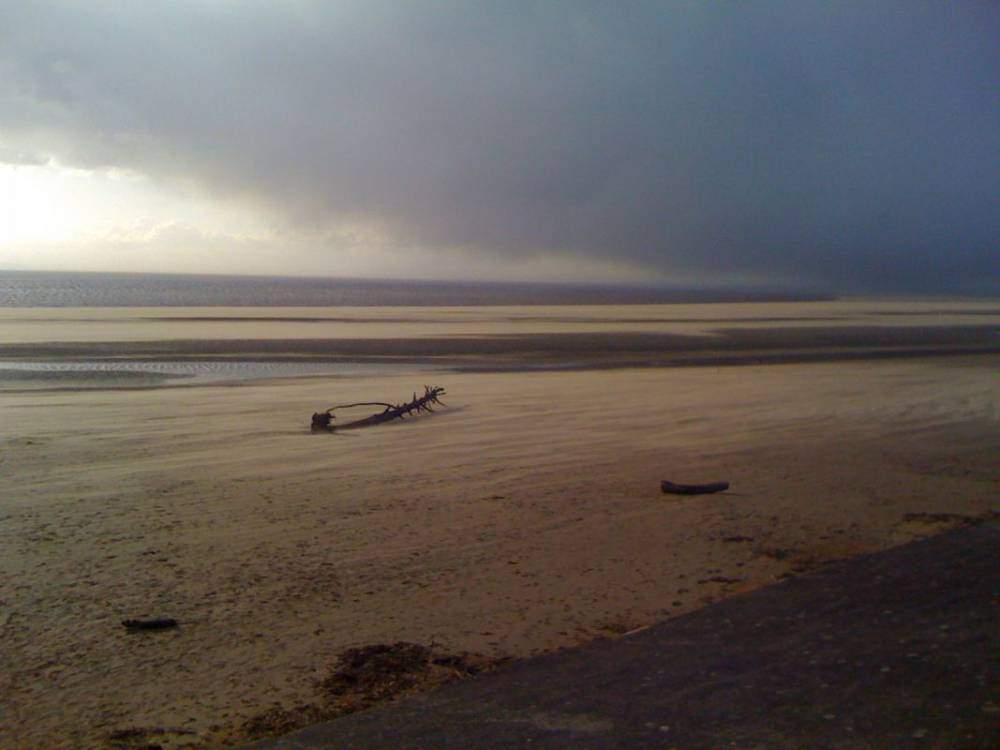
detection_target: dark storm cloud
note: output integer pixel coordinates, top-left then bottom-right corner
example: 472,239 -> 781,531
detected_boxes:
1,1 -> 997,292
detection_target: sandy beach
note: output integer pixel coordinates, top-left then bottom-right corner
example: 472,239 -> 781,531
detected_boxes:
7,1 -> 998,744
1,302 -> 998,748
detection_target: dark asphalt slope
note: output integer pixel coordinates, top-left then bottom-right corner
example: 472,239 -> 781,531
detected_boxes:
247,524 -> 999,750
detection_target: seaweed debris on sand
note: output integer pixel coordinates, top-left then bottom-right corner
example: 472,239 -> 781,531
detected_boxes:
207,642 -> 496,747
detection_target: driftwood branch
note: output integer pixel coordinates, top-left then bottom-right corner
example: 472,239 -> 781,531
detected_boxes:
661,480 -> 730,495
324,402 -> 397,411
122,618 -> 178,631
312,386 -> 447,431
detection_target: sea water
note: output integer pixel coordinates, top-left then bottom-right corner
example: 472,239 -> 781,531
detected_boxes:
0,270 -> 819,308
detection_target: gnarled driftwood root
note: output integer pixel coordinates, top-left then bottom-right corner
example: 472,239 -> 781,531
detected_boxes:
312,386 -> 447,431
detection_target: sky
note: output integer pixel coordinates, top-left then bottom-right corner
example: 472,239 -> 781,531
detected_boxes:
0,1 -> 997,293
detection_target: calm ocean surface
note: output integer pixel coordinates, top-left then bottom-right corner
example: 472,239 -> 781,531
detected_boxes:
0,271 -> 820,307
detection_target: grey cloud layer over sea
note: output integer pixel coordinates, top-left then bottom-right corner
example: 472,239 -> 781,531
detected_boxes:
1,1 -> 997,292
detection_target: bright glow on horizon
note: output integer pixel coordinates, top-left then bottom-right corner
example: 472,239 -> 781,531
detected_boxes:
1,162 -> 79,244
0,161 -> 275,246
0,151 -> 661,283
0,159 -> 658,284
0,159 -> 296,275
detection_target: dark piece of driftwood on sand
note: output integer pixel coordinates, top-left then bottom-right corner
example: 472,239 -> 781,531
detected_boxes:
312,386 -> 446,431
122,618 -> 178,631
661,480 -> 730,495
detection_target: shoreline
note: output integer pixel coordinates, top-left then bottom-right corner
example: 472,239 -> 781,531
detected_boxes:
0,317 -> 996,367
0,345 -> 997,395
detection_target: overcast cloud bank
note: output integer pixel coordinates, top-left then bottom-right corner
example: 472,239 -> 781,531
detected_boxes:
1,1 -> 997,292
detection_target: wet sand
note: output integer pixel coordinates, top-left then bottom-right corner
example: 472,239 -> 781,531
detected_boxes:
1,299 -> 998,347
0,300 -> 997,381
1,302 -> 998,748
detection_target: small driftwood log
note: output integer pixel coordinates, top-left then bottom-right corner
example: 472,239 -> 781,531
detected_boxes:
122,618 -> 178,631
312,386 -> 446,431
661,480 -> 730,495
